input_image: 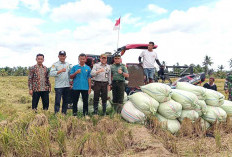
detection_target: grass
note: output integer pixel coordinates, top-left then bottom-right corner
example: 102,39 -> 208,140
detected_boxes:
0,76 -> 232,156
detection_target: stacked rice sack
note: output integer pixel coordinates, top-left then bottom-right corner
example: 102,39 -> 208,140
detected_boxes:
121,83 -> 181,134
141,83 -> 181,134
176,82 -> 227,125
121,81 -> 232,134
121,92 -> 159,123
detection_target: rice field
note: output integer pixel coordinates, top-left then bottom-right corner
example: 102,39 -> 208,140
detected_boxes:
0,76 -> 232,157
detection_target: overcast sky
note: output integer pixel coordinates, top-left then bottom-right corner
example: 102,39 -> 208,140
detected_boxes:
0,0 -> 231,70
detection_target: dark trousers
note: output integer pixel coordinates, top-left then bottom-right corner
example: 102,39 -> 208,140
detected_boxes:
93,81 -> 108,114
55,87 -> 69,114
72,90 -> 89,116
32,91 -> 49,110
112,81 -> 125,112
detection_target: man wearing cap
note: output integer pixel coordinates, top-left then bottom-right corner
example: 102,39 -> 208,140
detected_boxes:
91,54 -> 111,115
50,51 -> 72,114
111,54 -> 129,113
70,53 -> 91,116
138,41 -> 161,84
28,54 -> 51,111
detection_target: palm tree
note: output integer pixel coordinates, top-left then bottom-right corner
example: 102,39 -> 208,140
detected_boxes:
202,55 -> 213,75
229,58 -> 232,68
218,65 -> 224,71
194,64 -> 203,73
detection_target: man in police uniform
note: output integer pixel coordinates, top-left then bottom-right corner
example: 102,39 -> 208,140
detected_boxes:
91,54 -> 111,115
224,72 -> 232,101
50,51 -> 72,114
111,54 -> 129,113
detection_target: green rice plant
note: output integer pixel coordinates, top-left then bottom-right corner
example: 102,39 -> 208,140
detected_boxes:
215,130 -> 222,151
72,133 -> 90,156
57,129 -> 66,155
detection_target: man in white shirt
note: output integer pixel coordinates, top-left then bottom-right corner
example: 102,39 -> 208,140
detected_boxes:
138,41 -> 161,84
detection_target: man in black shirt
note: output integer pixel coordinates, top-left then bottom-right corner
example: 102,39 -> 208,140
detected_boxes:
203,77 -> 217,91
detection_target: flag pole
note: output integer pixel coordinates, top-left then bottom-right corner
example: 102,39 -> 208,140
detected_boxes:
116,16 -> 121,50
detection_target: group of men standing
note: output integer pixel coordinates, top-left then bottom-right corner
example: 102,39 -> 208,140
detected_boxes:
28,51 -> 129,116
28,41 -> 232,116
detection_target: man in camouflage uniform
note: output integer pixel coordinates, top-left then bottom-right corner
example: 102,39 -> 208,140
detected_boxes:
224,72 -> 232,101
111,54 -> 129,113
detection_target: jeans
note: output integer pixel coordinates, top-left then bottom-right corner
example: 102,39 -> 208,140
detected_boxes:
32,91 -> 49,110
55,87 -> 69,114
144,68 -> 155,82
72,90 -> 89,116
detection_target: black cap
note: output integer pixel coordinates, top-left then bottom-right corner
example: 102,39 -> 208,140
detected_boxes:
114,54 -> 121,58
59,50 -> 66,56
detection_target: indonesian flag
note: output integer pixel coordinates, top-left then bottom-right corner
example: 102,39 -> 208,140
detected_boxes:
113,17 -> 120,30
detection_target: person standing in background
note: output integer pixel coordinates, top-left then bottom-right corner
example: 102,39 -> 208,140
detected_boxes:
138,41 -> 161,84
203,77 -> 217,91
225,73 -> 232,101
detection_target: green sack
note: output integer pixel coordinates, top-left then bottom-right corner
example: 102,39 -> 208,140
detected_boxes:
140,83 -> 172,103
178,110 -> 199,122
205,89 -> 225,107
129,92 -> 159,115
198,100 -> 207,115
171,89 -> 199,110
176,82 -> 206,100
220,100 -> 232,116
121,101 -> 146,123
202,106 -> 227,124
158,100 -> 182,120
156,113 -> 180,134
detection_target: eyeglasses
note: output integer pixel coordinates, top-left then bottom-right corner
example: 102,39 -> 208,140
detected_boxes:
114,57 -> 120,59
101,57 -> 107,59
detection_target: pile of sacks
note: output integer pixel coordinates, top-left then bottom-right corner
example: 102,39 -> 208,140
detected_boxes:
77,91 -> 127,113
121,82 -> 232,134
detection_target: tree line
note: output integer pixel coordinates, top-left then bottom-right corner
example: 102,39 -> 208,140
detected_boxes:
1,56 -> 232,78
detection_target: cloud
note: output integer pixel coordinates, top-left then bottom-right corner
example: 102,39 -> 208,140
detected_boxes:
139,0 -> 232,70
50,0 -> 112,23
0,13 -> 44,52
20,0 -> 50,14
0,0 -> 18,9
122,13 -> 141,25
0,0 -> 232,71
147,4 -> 168,14
0,0 -> 50,14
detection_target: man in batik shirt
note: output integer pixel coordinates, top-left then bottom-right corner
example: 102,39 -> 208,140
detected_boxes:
28,54 -> 51,110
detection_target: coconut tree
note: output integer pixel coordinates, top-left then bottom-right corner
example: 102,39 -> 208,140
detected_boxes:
202,55 -> 213,75
218,65 -> 224,71
229,58 -> 232,68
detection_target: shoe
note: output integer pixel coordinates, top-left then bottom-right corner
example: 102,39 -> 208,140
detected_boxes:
73,113 -> 77,116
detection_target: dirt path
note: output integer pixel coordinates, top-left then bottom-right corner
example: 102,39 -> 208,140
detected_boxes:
122,125 -> 174,157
